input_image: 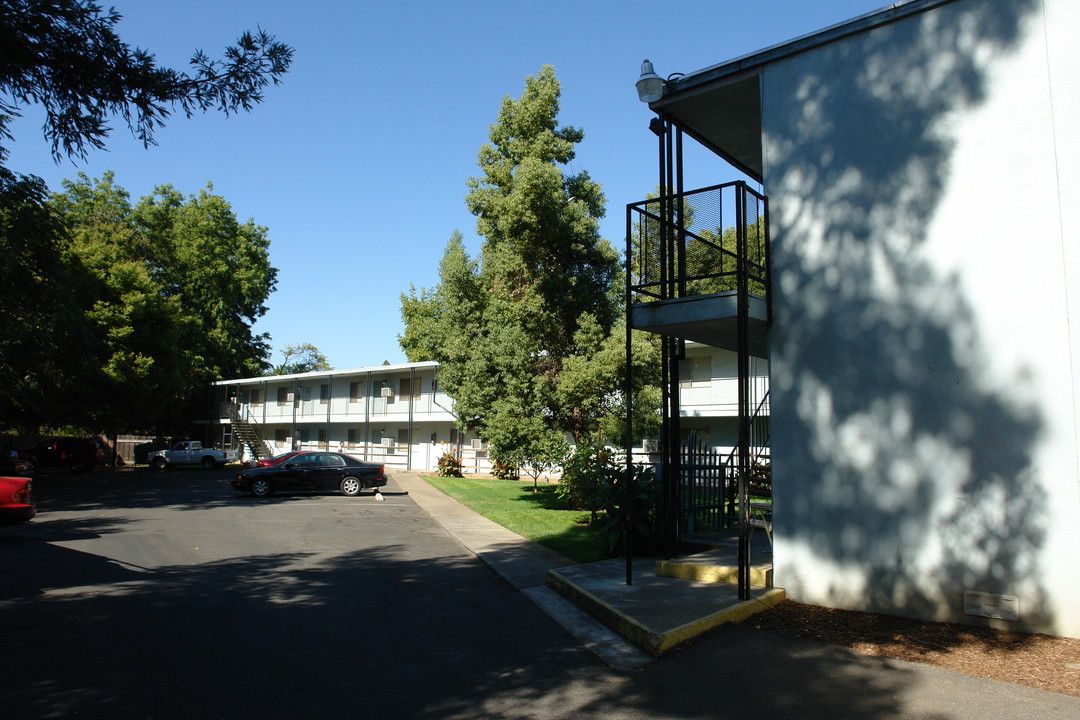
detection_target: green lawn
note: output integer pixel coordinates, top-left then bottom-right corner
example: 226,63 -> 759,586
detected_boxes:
422,475 -> 607,564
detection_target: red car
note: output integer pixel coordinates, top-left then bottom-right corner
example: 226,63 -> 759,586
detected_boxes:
0,476 -> 36,525
252,451 -> 304,468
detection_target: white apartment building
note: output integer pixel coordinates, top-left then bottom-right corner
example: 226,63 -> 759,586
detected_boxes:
208,345 -> 765,473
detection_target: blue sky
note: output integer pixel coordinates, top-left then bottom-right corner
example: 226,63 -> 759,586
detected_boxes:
7,0 -> 887,371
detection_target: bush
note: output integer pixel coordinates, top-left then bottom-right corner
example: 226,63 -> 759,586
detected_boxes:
597,463 -> 657,556
556,439 -> 611,522
437,452 -> 463,477
492,459 -> 518,479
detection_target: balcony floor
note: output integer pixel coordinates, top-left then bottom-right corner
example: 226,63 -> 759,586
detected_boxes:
630,292 -> 769,357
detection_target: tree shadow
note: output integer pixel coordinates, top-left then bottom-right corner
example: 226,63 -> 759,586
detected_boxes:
763,0 -> 1055,631
0,519 -> 981,720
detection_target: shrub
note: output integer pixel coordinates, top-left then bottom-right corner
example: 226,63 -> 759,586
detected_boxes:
556,438 -> 611,522
437,451 -> 463,477
492,459 -> 518,479
597,463 -> 657,556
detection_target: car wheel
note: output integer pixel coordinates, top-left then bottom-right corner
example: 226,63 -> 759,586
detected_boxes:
151,456 -> 167,471
340,476 -> 362,496
201,456 -> 217,470
251,478 -> 272,497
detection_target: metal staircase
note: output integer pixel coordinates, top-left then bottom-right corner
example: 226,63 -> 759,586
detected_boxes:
625,122 -> 772,600
222,403 -> 273,461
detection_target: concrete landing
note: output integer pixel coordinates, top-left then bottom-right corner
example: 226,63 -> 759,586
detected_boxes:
549,556 -> 785,657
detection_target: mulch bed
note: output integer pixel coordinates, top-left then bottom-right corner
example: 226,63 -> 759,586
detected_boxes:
749,600 -> 1080,698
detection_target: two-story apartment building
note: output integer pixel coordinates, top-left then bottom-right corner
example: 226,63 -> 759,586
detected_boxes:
211,361 -> 461,472
208,346 -> 766,474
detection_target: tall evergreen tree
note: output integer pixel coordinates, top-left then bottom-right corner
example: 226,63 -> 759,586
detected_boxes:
401,66 -> 659,452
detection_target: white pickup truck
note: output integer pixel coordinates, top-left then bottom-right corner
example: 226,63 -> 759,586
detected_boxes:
148,441 -> 238,470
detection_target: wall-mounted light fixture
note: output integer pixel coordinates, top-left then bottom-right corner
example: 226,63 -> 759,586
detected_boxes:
635,59 -> 664,103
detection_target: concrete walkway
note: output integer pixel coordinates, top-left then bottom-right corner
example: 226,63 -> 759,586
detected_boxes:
392,470 -> 653,670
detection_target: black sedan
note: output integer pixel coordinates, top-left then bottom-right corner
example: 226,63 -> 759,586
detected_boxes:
232,452 -> 386,498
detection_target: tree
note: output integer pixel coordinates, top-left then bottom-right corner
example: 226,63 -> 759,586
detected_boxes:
0,167 -> 95,432
272,343 -> 331,375
494,421 -> 568,492
130,182 -> 277,381
44,173 -> 278,432
400,66 -> 658,449
49,172 -> 186,431
0,0 -> 293,166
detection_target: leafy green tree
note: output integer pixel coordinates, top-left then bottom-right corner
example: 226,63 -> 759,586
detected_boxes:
0,168 -> 94,432
130,182 -> 277,381
272,343 -> 331,375
487,416 -> 567,491
0,0 -> 293,166
48,173 -> 277,432
401,66 -> 658,451
50,172 -> 186,430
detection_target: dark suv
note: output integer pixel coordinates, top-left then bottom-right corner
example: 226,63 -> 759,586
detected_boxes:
22,437 -> 98,473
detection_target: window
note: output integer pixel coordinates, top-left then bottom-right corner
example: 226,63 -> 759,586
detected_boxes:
276,387 -> 290,406
249,388 -> 263,406
349,381 -> 363,402
680,356 -> 712,388
347,428 -> 362,446
274,429 -> 287,444
319,384 -> 329,404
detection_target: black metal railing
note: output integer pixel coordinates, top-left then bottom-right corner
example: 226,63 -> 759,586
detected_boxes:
627,181 -> 769,305
679,389 -> 771,535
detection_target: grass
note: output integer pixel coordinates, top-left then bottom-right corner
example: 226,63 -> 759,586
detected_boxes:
422,474 -> 607,564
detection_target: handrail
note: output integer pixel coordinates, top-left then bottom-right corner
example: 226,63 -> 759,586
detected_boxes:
627,181 -> 769,307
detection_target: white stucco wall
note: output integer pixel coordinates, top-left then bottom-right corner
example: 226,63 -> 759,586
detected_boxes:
762,0 -> 1080,635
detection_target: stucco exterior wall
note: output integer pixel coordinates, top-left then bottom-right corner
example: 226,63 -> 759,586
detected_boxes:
762,0 -> 1080,635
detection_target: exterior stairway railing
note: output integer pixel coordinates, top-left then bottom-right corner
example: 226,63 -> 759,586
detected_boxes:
681,389 -> 771,536
221,402 -> 273,461
624,174 -> 771,598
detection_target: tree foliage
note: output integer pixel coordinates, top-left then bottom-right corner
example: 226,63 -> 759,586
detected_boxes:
0,167 -> 93,430
1,172 -> 277,434
400,66 -> 660,451
272,342 -> 331,375
0,0 -> 293,166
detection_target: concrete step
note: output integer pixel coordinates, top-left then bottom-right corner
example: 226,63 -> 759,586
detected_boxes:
655,552 -> 773,587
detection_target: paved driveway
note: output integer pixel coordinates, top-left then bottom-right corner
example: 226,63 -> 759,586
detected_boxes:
0,467 -> 600,718
3,467 -> 1078,720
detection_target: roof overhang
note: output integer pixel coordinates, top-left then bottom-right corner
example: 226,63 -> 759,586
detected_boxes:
644,0 -> 955,181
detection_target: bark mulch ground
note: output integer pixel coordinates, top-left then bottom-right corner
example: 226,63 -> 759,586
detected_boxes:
749,600 -> 1080,698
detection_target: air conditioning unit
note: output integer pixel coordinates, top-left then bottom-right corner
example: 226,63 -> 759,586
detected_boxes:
381,437 -> 395,448
470,438 -> 484,450
643,438 -> 660,453
380,386 -> 394,398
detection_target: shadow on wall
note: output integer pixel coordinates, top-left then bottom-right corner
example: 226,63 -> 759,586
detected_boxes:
767,0 -> 1054,630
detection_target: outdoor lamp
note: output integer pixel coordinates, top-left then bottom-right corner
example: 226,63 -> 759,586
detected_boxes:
636,59 -> 664,103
